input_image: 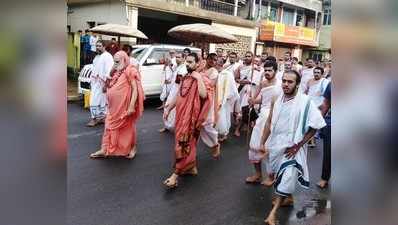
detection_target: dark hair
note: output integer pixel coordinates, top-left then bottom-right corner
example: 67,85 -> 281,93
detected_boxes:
292,57 -> 298,61
298,61 -> 303,65
265,56 -> 277,62
229,52 -> 237,57
111,38 -> 116,41
187,52 -> 199,63
183,48 -> 191,53
85,29 -> 89,33
96,40 -> 106,46
284,70 -> 301,84
262,52 -> 268,56
78,30 -> 82,33
245,51 -> 254,56
285,51 -> 292,56
263,60 -> 278,72
122,44 -> 133,53
314,66 -> 324,75
207,53 -> 217,61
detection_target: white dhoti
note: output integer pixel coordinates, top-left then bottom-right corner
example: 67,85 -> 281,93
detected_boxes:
163,84 -> 178,131
200,93 -> 219,148
89,78 -> 107,119
90,51 -> 113,119
215,69 -> 239,136
266,93 -> 326,196
248,84 -> 281,165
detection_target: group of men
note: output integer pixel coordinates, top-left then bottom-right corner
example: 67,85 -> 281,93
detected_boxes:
84,40 -> 331,224
158,48 -> 331,225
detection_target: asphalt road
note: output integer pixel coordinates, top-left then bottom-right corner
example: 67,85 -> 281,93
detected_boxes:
68,99 -> 330,225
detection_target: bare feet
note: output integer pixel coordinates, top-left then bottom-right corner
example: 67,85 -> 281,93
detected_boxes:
125,146 -> 137,159
261,177 -> 275,187
211,144 -> 221,159
316,180 -> 328,189
272,196 -> 294,207
182,167 -> 198,176
163,173 -> 178,188
97,118 -> 105,124
90,149 -> 105,159
86,119 -> 97,127
245,175 -> 262,184
264,214 -> 277,225
158,127 -> 167,133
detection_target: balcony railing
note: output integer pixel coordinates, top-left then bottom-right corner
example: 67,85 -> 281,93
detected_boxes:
166,0 -> 236,16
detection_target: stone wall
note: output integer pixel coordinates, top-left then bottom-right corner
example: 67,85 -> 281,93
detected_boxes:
216,35 -> 253,57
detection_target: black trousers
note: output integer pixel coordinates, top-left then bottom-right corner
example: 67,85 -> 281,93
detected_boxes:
321,124 -> 331,181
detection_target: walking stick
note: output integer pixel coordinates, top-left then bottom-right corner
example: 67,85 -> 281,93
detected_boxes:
246,63 -> 255,147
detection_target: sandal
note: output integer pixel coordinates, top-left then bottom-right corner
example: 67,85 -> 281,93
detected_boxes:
125,147 -> 137,159
90,149 -> 105,159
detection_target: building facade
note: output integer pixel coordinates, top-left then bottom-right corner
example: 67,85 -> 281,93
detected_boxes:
255,0 -> 323,61
67,0 -> 259,56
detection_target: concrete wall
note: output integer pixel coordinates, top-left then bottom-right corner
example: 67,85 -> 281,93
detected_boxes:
67,0 -> 127,32
318,25 -> 331,50
210,22 -> 257,56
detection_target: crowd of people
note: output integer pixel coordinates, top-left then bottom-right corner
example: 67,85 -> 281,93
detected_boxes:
83,40 -> 331,225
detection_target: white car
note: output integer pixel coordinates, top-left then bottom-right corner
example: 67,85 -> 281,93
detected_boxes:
132,44 -> 201,96
78,44 -> 201,97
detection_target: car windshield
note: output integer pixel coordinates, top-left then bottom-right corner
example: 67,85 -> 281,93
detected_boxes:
132,47 -> 150,63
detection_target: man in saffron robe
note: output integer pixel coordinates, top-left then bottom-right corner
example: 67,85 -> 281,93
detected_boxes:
162,53 -> 213,188
90,51 -> 145,159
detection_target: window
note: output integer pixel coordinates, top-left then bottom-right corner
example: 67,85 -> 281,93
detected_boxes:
323,8 -> 331,25
296,10 -> 304,26
270,5 -> 278,21
282,8 -> 295,26
145,48 -> 169,65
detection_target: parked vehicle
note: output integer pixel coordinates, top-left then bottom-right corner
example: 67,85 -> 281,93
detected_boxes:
77,44 -> 201,97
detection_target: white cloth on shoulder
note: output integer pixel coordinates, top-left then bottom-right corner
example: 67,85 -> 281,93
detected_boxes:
266,93 -> 326,196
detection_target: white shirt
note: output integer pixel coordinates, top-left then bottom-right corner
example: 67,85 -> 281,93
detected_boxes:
89,36 -> 98,52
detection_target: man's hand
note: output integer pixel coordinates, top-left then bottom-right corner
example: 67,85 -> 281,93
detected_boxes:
191,71 -> 202,80
126,106 -> 136,116
163,109 -> 169,120
284,144 -> 300,159
258,144 -> 269,159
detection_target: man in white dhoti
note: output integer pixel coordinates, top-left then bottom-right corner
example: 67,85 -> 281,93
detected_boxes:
223,52 -> 240,73
87,40 -> 114,127
214,55 -> 239,142
200,53 -> 221,158
245,60 -> 281,185
159,52 -> 187,132
233,51 -> 254,137
258,70 -> 326,225
158,50 -> 177,109
304,66 -> 330,147
299,58 -> 316,93
305,66 -> 330,107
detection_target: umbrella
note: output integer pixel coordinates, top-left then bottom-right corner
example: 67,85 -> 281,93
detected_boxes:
168,23 -> 237,44
89,24 -> 148,43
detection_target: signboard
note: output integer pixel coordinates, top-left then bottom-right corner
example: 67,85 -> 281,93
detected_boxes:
259,20 -> 318,47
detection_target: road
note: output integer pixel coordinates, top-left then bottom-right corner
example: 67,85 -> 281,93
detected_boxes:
68,99 -> 330,225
